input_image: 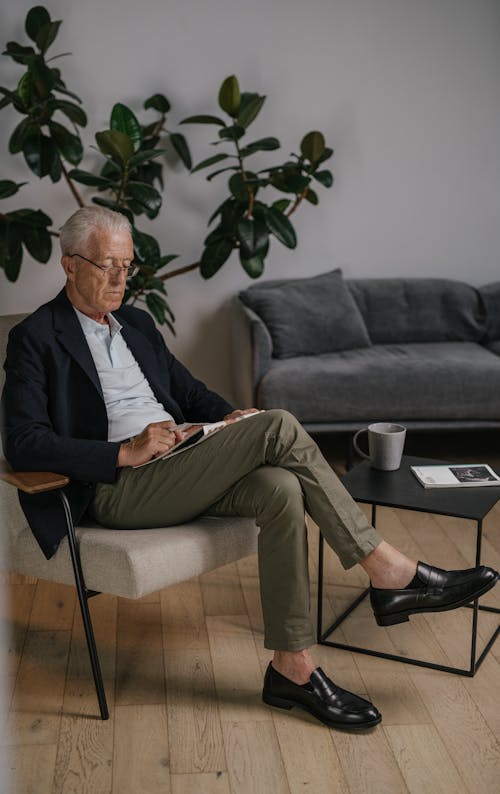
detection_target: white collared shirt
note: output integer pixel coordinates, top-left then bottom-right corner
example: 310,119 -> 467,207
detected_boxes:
74,308 -> 174,442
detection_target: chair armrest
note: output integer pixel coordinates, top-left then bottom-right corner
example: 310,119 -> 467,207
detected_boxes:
0,460 -> 69,494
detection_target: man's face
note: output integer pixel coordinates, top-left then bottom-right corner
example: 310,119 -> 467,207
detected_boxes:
62,227 -> 134,316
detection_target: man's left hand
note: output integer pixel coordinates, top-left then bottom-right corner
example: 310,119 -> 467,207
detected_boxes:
224,408 -> 262,423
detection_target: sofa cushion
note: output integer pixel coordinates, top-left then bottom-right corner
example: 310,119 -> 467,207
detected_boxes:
239,269 -> 371,359
479,282 -> 500,341
347,278 -> 486,344
257,342 -> 500,423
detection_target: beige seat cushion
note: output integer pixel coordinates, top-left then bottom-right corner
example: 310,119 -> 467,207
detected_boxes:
10,512 -> 258,599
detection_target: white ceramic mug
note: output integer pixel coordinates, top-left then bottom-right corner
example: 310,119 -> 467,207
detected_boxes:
353,422 -> 406,471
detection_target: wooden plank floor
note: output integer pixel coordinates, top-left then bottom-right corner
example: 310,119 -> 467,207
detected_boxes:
2,435 -> 500,793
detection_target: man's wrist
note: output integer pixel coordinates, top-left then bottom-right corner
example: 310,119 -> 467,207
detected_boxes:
117,441 -> 132,468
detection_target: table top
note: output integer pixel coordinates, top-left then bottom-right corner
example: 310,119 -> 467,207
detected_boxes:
341,455 -> 500,521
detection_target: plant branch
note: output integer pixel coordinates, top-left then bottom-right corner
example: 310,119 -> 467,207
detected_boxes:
61,161 -> 85,207
286,187 -> 309,218
160,261 -> 200,280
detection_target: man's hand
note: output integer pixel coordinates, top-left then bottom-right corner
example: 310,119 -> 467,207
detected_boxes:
117,421 -> 185,468
223,408 -> 262,423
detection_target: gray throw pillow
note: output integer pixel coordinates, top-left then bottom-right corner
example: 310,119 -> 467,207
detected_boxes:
239,269 -> 371,359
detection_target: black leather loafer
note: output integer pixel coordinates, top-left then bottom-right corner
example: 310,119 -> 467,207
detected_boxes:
370,561 -> 499,626
262,663 -> 381,730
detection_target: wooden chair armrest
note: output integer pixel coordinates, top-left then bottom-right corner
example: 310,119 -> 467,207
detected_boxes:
0,460 -> 69,494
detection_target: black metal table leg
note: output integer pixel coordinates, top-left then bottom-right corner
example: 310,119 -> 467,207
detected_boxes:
317,504 -> 499,676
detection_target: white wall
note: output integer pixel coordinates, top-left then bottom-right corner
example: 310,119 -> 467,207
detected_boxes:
1,0 -> 499,403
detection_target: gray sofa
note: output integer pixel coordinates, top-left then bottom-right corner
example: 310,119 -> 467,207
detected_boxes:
238,269 -> 500,433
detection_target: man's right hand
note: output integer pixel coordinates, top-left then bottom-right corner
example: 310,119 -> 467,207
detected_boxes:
117,421 -> 185,468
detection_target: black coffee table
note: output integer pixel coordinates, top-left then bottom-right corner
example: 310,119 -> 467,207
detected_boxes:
317,455 -> 500,676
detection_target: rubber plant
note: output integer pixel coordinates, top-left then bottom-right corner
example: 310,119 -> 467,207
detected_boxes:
1,7 -> 334,333
181,75 -> 334,280
0,5 -> 191,332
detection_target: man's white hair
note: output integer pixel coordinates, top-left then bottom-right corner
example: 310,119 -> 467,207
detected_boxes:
59,206 -> 132,255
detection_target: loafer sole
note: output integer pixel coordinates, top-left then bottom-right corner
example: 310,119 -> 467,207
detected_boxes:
262,691 -> 382,731
374,574 -> 498,627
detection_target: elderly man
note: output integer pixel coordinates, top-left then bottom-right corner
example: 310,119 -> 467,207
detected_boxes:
2,207 -> 498,730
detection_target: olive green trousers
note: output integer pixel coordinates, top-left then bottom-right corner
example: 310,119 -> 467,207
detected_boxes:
89,409 -> 382,650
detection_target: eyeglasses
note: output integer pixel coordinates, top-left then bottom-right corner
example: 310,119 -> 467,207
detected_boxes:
69,253 -> 140,278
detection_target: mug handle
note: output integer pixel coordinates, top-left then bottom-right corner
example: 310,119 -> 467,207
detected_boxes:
353,428 -> 370,459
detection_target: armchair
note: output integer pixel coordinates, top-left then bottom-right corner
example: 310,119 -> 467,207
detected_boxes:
0,312 -> 258,720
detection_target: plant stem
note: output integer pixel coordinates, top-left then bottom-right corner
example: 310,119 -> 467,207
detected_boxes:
160,261 -> 200,280
286,187 -> 308,218
61,161 -> 85,207
116,166 -> 128,207
234,137 -> 255,218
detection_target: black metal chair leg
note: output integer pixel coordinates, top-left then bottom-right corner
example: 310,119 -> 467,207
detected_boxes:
59,491 -> 109,720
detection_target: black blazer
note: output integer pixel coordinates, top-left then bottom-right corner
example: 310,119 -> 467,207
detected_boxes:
1,289 -> 233,559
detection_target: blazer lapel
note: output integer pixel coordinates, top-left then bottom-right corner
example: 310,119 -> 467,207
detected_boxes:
51,290 -> 104,399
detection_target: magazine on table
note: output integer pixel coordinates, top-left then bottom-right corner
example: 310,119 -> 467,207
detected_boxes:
410,463 -> 500,489
133,411 -> 264,468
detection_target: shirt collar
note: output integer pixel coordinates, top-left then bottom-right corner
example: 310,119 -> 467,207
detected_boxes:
73,306 -> 123,338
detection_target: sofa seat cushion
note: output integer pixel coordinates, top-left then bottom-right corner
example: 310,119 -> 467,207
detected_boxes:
257,342 -> 500,423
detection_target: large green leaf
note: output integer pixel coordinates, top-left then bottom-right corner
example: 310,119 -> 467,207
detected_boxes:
304,188 -> 319,205
237,217 -> 269,259
0,180 -> 27,199
49,121 -> 83,165
67,169 -> 112,187
229,172 -> 254,201
263,206 -> 297,248
128,148 -> 165,169
144,93 -> 170,113
206,165 -> 239,182
91,197 -> 134,223
9,208 -> 52,227
218,125 -> 245,141
237,93 -> 266,129
272,198 -> 291,213
95,129 -> 134,164
36,20 -> 61,54
0,222 -> 23,281
312,169 -> 333,188
29,54 -> 56,99
180,114 -> 226,126
25,6 -> 51,41
3,42 -> 36,65
192,152 -> 230,174
17,72 -> 33,106
200,239 -> 233,278
111,103 -> 142,152
158,253 -> 178,269
23,133 -> 60,178
218,75 -> 240,117
300,131 -> 325,163
127,181 -> 162,218
20,222 -> 52,262
9,118 -> 36,154
270,169 -> 310,194
239,137 -> 280,157
133,227 -> 161,264
315,146 -> 333,166
146,292 -> 169,325
169,132 -> 192,169
239,251 -> 264,279
53,99 -> 87,126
